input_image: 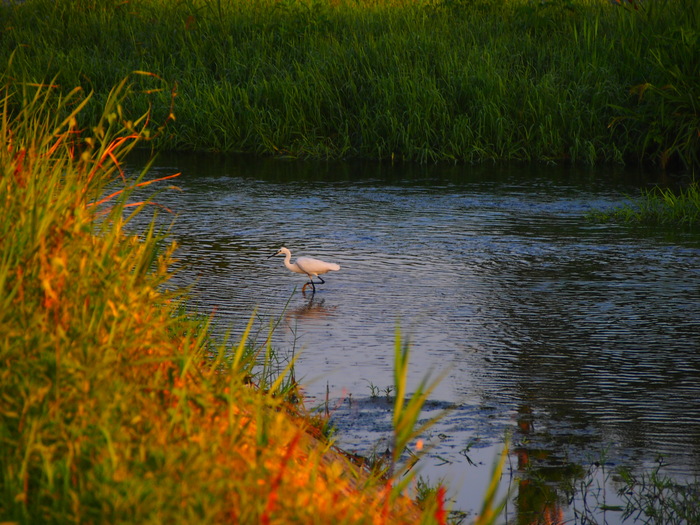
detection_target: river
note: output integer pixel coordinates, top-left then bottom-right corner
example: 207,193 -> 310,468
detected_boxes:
127,152 -> 700,524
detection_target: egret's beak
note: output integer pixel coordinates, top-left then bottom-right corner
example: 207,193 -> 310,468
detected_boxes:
267,251 -> 279,259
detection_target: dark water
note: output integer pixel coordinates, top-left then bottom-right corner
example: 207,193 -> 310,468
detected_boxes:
127,153 -> 700,523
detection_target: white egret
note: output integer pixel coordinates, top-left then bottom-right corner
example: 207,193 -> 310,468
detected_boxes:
267,247 -> 340,293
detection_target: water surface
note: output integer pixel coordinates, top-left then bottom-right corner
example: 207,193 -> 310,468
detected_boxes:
128,153 -> 700,523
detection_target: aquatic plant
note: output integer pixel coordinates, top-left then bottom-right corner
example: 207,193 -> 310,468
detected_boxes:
617,460 -> 700,525
592,181 -> 700,226
388,329 -> 444,482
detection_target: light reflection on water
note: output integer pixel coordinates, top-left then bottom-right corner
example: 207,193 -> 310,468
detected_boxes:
128,152 -> 700,522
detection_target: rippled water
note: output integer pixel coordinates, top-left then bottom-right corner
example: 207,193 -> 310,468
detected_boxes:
128,153 -> 700,522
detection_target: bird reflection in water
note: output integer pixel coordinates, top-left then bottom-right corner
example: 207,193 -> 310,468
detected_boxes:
288,294 -> 337,322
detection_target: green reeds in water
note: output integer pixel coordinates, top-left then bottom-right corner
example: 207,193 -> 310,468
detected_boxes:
593,181 -> 700,226
617,460 -> 700,525
386,328 -> 508,523
389,329 -> 444,482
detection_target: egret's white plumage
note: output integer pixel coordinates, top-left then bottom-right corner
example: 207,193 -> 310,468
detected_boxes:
268,247 -> 340,293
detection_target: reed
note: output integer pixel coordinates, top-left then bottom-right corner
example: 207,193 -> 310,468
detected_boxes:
387,329 -> 444,484
1,0 -> 697,171
0,75 -> 449,523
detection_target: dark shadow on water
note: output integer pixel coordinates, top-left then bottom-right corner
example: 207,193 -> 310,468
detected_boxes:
289,294 -> 336,322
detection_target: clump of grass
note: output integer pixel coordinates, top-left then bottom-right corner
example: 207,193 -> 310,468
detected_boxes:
592,181 -> 700,226
608,0 -> 700,172
0,75 -> 442,523
389,329 -> 445,481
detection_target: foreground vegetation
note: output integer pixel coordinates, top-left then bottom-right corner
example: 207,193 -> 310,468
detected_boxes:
0,76 -> 465,523
0,0 -> 698,171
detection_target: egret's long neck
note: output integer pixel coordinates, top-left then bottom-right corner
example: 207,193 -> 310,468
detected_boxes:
283,251 -> 295,271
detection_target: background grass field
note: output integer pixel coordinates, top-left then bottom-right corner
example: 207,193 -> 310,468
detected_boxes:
1,0 -> 697,171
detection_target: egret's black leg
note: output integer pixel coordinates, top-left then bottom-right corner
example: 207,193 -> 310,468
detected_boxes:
317,276 -> 326,284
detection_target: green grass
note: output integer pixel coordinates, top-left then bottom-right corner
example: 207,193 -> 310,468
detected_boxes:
1,0 -> 698,170
592,181 -> 700,226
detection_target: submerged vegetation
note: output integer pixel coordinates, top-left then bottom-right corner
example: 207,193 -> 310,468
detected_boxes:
0,0 -> 698,171
0,76 -> 465,523
617,462 -> 700,525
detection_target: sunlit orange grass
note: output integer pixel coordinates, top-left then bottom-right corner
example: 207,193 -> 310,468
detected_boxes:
85,134 -> 135,184
129,333 -> 426,524
84,108 -> 170,186
88,171 -> 182,214
138,342 -> 426,524
76,283 -> 427,524
158,385 -> 426,524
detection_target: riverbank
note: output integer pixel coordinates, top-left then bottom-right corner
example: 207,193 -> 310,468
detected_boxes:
0,77 -> 458,523
1,0 -> 697,172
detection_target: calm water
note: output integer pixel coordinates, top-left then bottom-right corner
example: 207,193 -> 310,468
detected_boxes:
128,153 -> 700,523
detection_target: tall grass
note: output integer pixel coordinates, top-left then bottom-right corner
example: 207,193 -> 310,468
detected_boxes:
1,0 -> 697,171
0,75 -> 451,523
